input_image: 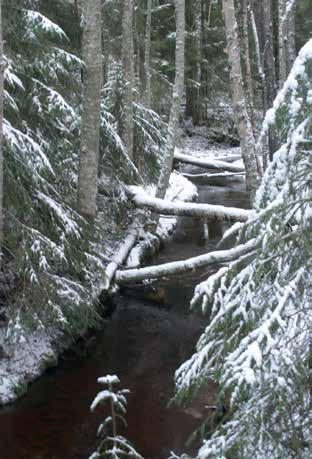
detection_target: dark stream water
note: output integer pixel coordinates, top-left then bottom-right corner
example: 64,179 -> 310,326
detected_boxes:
0,163 -> 249,459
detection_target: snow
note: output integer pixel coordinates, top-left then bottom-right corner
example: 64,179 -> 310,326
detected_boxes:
90,390 -> 118,412
259,38 -> 312,140
126,172 -> 198,268
127,185 -> 250,222
98,375 -> 120,385
0,331 -> 57,404
26,11 -> 68,40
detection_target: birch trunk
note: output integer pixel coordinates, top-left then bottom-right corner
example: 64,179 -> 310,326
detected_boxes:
121,0 -> 135,162
0,0 -> 4,263
77,0 -> 102,218
221,0 -> 260,200
278,0 -> 287,87
156,0 -> 185,200
144,0 -> 152,107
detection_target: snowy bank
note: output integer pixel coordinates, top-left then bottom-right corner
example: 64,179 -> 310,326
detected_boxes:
0,330 -> 57,404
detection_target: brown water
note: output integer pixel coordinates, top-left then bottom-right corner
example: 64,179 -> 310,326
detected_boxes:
0,165 -> 249,459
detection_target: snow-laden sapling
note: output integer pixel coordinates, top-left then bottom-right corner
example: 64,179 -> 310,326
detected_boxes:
89,375 -> 143,459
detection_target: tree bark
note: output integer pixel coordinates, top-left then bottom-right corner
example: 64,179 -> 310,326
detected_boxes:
242,0 -> 256,135
250,1 -> 266,116
262,0 -> 279,162
121,0 -> 135,162
77,0 -> 103,218
285,0 -> 297,74
144,0 -> 152,107
0,0 -> 4,264
156,0 -> 185,200
221,0 -> 260,200
278,0 -> 287,87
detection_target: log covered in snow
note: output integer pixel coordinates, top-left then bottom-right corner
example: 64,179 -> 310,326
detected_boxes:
102,228 -> 138,290
127,186 -> 251,222
115,239 -> 256,284
174,150 -> 245,173
182,171 -> 244,186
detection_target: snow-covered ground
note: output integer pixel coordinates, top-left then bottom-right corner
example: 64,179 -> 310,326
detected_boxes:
0,330 -> 57,404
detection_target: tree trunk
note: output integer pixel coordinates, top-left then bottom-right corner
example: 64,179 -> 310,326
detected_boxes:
0,0 -> 4,263
242,0 -> 256,135
278,0 -> 287,87
77,0 -> 103,218
121,0 -> 135,162
221,0 -> 260,200
286,0 -> 297,74
250,1 -> 266,116
156,0 -> 185,200
144,0 -> 152,107
262,0 -> 279,162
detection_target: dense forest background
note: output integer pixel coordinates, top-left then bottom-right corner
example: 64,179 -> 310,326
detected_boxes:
0,1 -> 311,458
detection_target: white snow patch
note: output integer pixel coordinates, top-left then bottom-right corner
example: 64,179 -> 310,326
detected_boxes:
0,330 -> 57,404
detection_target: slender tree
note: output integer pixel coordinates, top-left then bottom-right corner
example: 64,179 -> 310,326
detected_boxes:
156,0 -> 185,200
77,0 -> 103,218
221,0 -> 260,199
262,0 -> 279,161
242,0 -> 256,135
144,0 -> 152,108
121,0 -> 135,162
0,0 -> 4,263
286,0 -> 297,73
278,0 -> 287,87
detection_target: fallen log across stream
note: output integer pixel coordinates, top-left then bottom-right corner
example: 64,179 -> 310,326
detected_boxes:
115,238 -> 256,284
127,186 -> 251,222
174,150 -> 245,173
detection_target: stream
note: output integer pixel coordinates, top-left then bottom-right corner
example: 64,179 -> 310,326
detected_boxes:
0,143 -> 249,459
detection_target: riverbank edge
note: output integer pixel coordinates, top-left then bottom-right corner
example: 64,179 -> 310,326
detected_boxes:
0,172 -> 198,406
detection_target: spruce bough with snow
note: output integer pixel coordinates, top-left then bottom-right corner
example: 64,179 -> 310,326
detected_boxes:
174,40 -> 312,459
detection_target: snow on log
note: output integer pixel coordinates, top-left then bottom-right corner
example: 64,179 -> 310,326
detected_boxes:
174,150 -> 245,172
115,239 -> 256,284
127,186 -> 251,222
102,228 -> 138,290
182,172 -> 244,179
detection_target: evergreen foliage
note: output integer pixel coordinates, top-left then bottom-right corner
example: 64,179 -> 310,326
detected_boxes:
89,375 -> 143,459
174,40 -> 312,459
2,0 -> 167,342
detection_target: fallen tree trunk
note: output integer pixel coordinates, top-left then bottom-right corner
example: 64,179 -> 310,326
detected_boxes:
174,151 -> 245,172
115,238 -> 256,284
127,186 -> 251,222
102,228 -> 138,290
